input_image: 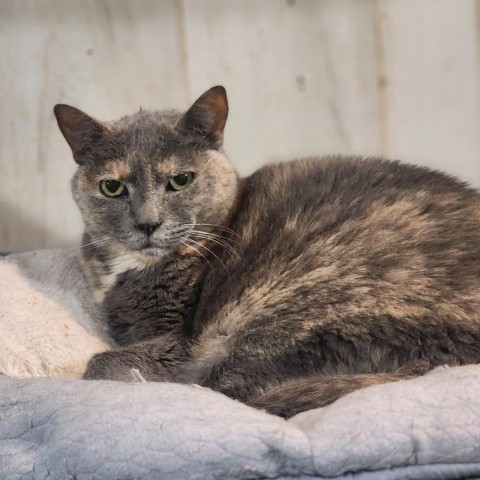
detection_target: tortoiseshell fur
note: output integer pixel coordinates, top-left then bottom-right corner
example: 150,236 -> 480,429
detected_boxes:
55,87 -> 480,418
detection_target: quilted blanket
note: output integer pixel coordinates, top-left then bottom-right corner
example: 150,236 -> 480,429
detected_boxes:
1,250 -> 480,479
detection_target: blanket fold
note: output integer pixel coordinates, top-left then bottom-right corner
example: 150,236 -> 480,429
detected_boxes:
2,365 -> 480,479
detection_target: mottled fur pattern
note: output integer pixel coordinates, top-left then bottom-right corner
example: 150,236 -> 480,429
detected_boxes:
55,87 -> 480,418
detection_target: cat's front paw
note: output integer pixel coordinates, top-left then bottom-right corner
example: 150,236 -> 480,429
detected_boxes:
83,350 -> 144,382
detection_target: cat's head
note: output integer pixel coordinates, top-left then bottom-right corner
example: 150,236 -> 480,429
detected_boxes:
54,86 -> 239,262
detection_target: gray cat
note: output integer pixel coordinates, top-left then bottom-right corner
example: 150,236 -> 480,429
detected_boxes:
54,86 -> 480,418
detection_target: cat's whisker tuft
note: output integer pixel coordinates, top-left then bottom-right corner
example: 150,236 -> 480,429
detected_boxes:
179,238 -> 215,273
182,236 -> 230,276
182,223 -> 240,238
189,230 -> 241,259
80,237 -> 116,250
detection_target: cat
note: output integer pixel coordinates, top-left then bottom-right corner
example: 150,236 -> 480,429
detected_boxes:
54,86 -> 480,418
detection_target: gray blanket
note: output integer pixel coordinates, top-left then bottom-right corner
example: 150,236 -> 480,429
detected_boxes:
2,364 -> 480,479
1,249 -> 480,479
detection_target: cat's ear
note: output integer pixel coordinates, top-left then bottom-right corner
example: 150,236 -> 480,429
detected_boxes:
178,86 -> 228,145
53,104 -> 107,164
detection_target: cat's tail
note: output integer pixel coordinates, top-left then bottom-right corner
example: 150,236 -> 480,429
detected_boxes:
247,372 -> 411,418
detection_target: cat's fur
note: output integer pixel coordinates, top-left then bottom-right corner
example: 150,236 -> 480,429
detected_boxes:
54,86 -> 480,418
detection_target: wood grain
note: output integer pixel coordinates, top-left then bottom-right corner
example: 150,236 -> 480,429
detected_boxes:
183,0 -> 382,175
376,0 -> 480,185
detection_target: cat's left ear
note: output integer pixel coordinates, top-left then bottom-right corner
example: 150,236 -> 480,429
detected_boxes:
54,104 -> 107,165
178,86 -> 228,145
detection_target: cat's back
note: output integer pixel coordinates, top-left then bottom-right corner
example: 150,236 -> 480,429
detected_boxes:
195,156 -> 480,334
240,155 -> 478,227
232,156 -> 480,272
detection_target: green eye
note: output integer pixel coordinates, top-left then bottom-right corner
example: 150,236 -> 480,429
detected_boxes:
100,179 -> 127,198
168,172 -> 194,191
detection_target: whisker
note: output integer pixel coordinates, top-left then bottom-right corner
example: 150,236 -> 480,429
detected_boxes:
189,230 -> 240,259
185,237 -> 230,276
81,239 -> 110,247
84,240 -> 112,247
179,238 -> 214,274
182,223 -> 240,237
190,228 -> 239,245
198,233 -> 241,259
80,237 -> 114,250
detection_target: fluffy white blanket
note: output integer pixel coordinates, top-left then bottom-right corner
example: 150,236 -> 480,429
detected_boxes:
0,250 -> 109,378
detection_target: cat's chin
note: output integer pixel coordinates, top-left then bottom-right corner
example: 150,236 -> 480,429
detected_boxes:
137,246 -> 165,258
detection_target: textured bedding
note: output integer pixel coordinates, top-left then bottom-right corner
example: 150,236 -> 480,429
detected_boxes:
1,250 -> 480,479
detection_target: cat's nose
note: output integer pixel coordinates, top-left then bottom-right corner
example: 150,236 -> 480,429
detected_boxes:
135,222 -> 161,237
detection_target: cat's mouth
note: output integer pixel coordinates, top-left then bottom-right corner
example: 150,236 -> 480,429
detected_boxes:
135,239 -> 170,257
133,235 -> 183,258
138,243 -> 164,256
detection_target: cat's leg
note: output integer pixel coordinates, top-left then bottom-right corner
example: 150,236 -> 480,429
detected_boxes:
246,373 -> 409,418
175,351 -> 412,417
175,324 -> 432,410
83,332 -> 190,381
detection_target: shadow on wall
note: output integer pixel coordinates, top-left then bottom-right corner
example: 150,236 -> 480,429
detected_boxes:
0,199 -> 64,253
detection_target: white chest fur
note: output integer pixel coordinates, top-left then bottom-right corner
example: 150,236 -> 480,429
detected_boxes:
85,250 -> 158,304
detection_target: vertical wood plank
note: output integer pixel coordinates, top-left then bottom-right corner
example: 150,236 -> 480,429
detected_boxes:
0,0 -> 188,252
377,0 -> 480,186
182,0 -> 382,175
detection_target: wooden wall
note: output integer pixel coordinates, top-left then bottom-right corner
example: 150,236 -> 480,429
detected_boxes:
1,0 -> 479,252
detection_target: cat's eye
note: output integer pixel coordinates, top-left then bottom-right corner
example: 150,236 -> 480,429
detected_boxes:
100,179 -> 127,198
168,172 -> 194,191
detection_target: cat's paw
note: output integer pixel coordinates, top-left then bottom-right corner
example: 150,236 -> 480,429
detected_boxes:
83,350 -> 145,382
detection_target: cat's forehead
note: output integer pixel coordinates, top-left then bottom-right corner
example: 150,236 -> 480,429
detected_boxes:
109,109 -> 182,155
95,109 -> 206,179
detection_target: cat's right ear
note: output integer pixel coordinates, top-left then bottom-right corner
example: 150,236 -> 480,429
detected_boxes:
54,104 -> 107,165
177,86 -> 228,145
